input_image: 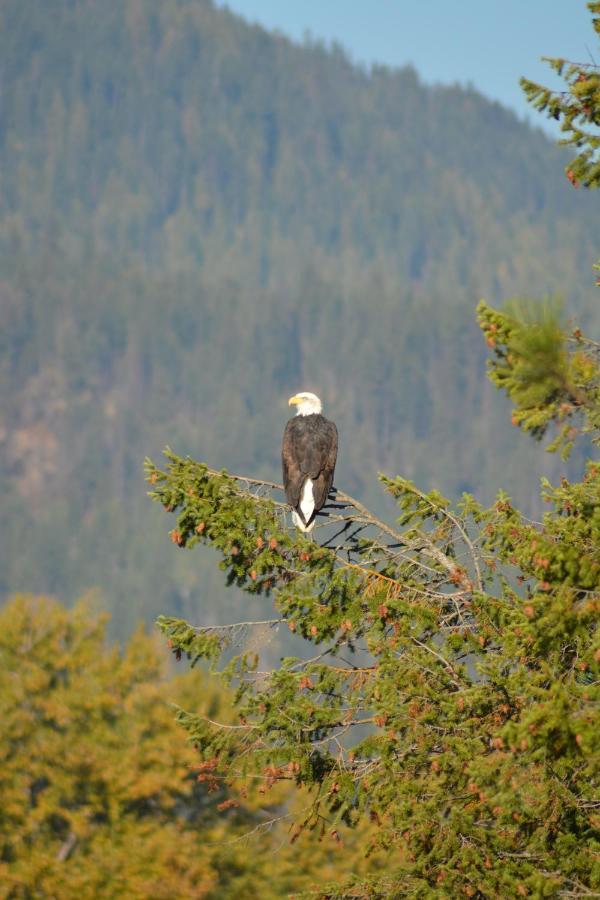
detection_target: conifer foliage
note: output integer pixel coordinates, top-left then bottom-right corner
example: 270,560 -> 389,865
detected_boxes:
147,383 -> 599,897
520,1 -> 600,189
477,298 -> 600,457
147,8 -> 600,896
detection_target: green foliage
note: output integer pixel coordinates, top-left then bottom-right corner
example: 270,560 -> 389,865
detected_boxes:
146,17 -> 600,864
149,428 -> 599,896
477,298 -> 600,456
1,0 -> 599,637
520,2 -> 600,188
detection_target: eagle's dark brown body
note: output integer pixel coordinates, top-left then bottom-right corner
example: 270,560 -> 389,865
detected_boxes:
282,413 -> 338,530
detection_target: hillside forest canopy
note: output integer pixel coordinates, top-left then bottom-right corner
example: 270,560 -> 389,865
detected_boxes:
0,0 -> 599,636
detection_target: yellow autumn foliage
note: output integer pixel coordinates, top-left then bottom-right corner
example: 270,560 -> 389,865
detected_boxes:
0,596 -> 384,899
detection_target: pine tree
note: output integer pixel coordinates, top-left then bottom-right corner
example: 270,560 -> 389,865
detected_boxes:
477,297 -> 600,457
520,2 -> 600,190
147,358 -> 599,897
146,8 -> 600,897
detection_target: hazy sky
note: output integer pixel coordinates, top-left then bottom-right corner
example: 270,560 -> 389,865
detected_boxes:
216,1 -> 596,131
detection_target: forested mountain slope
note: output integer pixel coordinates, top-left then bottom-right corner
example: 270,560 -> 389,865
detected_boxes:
0,0 -> 597,633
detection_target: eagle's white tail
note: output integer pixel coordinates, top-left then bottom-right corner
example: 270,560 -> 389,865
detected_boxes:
292,510 -> 315,532
293,479 -> 316,532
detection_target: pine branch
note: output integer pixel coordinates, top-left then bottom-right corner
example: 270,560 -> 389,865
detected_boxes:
146,433 -> 599,896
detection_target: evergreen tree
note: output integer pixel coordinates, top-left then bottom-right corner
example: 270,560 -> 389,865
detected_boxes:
147,371 -> 599,896
147,7 -> 600,895
521,2 -> 600,190
478,297 -> 600,457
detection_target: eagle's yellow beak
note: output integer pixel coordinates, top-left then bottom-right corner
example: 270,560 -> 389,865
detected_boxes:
288,395 -> 301,406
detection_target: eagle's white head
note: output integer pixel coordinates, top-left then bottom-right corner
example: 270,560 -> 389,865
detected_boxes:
288,391 -> 322,416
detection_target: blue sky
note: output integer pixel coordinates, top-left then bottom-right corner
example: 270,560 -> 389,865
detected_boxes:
216,1 -> 596,132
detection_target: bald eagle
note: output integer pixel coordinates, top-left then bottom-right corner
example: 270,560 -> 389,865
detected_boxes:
282,392 -> 338,532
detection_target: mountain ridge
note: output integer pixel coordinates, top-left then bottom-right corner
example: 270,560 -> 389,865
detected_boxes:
0,0 -> 596,633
